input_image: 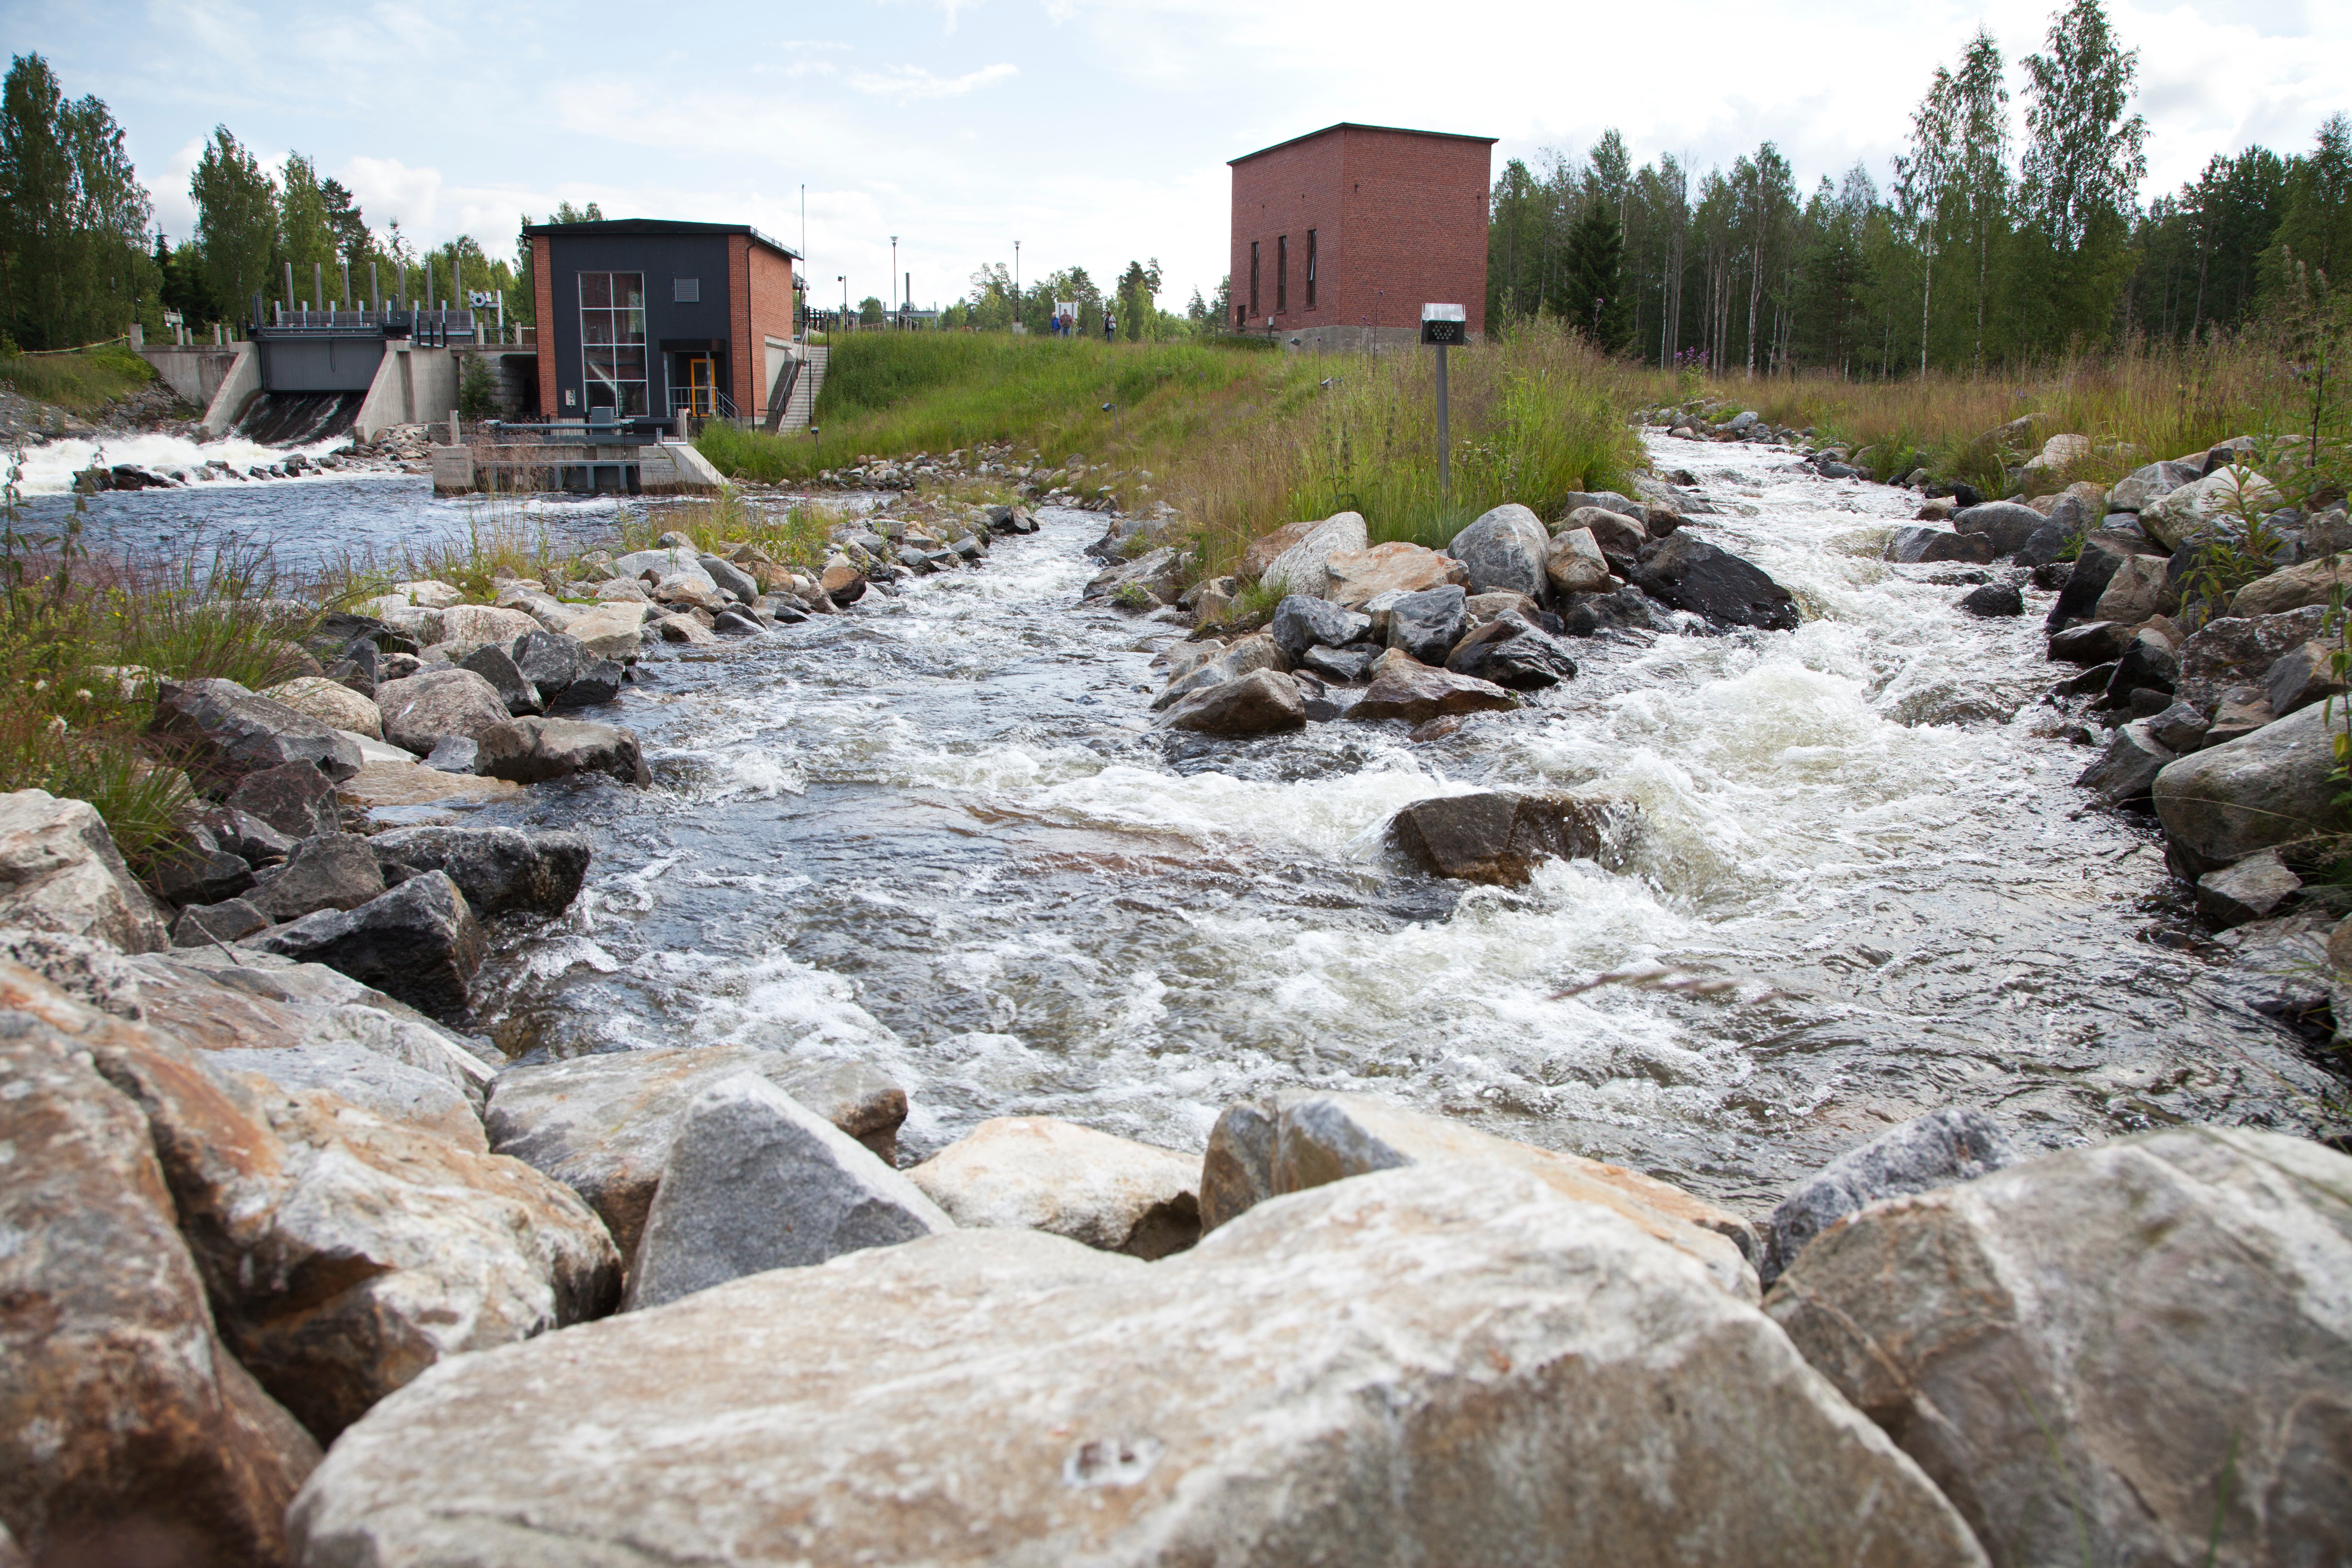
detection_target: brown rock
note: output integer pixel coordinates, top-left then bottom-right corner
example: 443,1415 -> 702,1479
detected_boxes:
373,668 -> 513,755
2177,606 -> 2329,712
0,787 -> 171,953
2228,556 -> 2352,620
0,972 -> 320,1568
1240,514 -> 1326,577
335,760 -> 524,816
1388,790 -> 1637,885
907,1117 -> 1201,1259
1323,541 -> 1466,608
1544,526 -> 1612,595
1349,661 -> 1519,723
1161,668 -> 1306,734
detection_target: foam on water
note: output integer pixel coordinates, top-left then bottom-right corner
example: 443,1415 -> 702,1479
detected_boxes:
448,448 -> 2340,1202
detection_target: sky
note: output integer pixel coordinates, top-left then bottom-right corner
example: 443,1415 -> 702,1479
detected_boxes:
9,0 -> 2350,314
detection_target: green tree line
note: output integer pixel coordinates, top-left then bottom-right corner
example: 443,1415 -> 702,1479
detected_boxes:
1488,0 -> 2352,376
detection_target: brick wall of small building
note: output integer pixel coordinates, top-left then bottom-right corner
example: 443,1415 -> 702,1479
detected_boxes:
745,242 -> 797,412
532,235 -> 557,416
1230,125 -> 1492,339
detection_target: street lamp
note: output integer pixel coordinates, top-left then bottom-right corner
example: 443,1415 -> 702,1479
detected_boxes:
1420,304 -> 1467,506
838,274 -> 847,333
889,237 -> 898,330
1014,240 -> 1021,334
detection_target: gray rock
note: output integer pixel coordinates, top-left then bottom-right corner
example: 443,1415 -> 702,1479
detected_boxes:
1255,511 -> 1367,599
2145,700 -> 2212,753
2076,720 -> 2176,806
474,717 -> 650,787
170,896 -> 272,947
1388,791 -> 1636,885
197,808 -> 295,867
251,834 -> 386,922
2154,701 -> 2344,870
367,826 -> 589,920
697,554 -> 758,605
149,824 -> 257,906
0,926 -> 148,1017
373,668 -> 513,756
2178,606 -> 2330,712
2107,457 -> 2200,512
2044,531 -> 2139,629
422,735 -> 478,773
1198,1096 -> 1287,1233
1159,668 -> 1307,735
244,871 -> 485,1022
457,645 -> 543,717
485,1046 -> 910,1261
2265,639 -> 2345,717
551,656 -> 622,708
710,607 -> 763,634
1544,526 -> 1612,594
1384,584 -> 1468,663
285,1161 -> 1984,1568
1269,595 -> 1372,661
1297,644 -> 1377,683
1557,585 -> 1669,637
205,1040 -> 485,1152
1953,501 -> 2048,557
223,761 -> 341,839
510,630 -> 581,702
2048,619 -> 2127,665
904,1117 -> 1201,1260
1560,506 -> 1647,569
1631,531 -> 1800,630
2102,626 -> 2179,709
1956,582 -> 2023,617
0,789 -> 171,953
2196,849 -> 2301,926
1349,659 -> 1519,724
147,678 -> 365,794
623,1073 -> 953,1311
2092,552 -> 2172,623
1759,1107 -> 2014,1285
1884,526 -> 1996,565
1766,1126 -> 2352,1568
1442,611 -> 1579,689
611,546 -> 704,581
2012,518 -> 2080,569
1444,503 -> 1549,600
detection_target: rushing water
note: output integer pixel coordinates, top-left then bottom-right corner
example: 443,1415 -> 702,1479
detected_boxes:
45,428 -> 2347,1205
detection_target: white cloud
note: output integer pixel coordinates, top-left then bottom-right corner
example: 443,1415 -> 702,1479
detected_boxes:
845,63 -> 1018,102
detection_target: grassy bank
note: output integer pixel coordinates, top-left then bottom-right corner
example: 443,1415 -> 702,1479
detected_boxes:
1620,335 -> 2344,501
697,335 -> 1290,485
0,341 -> 157,415
697,327 -> 1642,581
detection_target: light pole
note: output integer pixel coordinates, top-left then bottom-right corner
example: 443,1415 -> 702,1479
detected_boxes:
890,237 -> 898,330
1014,240 -> 1020,333
1420,304 -> 1466,508
838,275 -> 847,334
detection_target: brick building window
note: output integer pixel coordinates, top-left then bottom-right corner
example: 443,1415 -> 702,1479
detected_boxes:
1249,242 -> 1260,317
1276,235 -> 1288,313
1305,230 -> 1316,309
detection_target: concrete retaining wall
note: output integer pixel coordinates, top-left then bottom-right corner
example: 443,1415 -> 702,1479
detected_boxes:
139,345 -> 243,409
198,344 -> 261,436
354,344 -> 461,441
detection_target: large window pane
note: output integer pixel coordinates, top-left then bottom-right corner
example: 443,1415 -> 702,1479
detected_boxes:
580,272 -> 611,309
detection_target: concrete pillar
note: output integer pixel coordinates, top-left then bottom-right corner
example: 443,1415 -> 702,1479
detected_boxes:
450,411 -> 461,445
284,261 -> 294,314
315,262 -> 324,318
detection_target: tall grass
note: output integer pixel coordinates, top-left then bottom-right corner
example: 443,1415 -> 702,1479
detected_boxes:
0,342 -> 159,414
1163,320 -> 1642,574
1,455 -> 320,869
1620,334 -> 2305,496
696,335 -> 1303,485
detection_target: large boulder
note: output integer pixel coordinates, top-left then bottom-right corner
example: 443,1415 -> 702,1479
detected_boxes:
286,1163 -> 1984,1568
367,825 -> 589,919
563,601 -> 653,662
1953,501 -> 2048,557
2231,555 -> 2352,620
1445,503 -> 1549,599
2108,457 -> 2202,513
438,604 -> 544,646
250,832 -> 386,922
209,1039 -> 485,1151
1151,634 -> 1286,711
1383,583 -> 1469,663
226,760 -> 343,839
2076,719 -> 2176,807
2044,531 -> 2140,629
2153,700 -> 2344,870
697,554 -> 758,605
1544,525 -> 1612,593
244,871 -> 485,1022
1387,791 -> 1635,885
79,1014 -> 620,1443
2092,552 -> 2174,623
1884,526 -> 1996,565
1323,540 -> 1464,608
372,668 -> 513,756
2176,606 -> 2329,711
0,788 -> 169,952
1560,505 -> 1648,566
1210,1091 -> 1758,1295
1159,668 -> 1307,735
622,1074 -> 953,1311
1268,594 -> 1372,661
474,716 -> 651,786
1443,610 -> 1580,689
456,644 -> 542,716
906,1117 -> 1201,1259
2017,432 -> 2090,495
2142,466 -> 2282,550
1767,1127 -> 2352,1568
148,678 -> 365,794
1631,531 -> 1800,629
1082,545 -> 1191,604
1759,1108 -> 2014,1285
0,981 -> 320,1567
485,1046 -> 909,1259
265,675 -> 384,739
1349,658 -> 1518,724
1256,511 -> 1368,598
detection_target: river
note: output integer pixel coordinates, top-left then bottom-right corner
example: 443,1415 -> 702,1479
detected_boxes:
46,427 -> 2350,1207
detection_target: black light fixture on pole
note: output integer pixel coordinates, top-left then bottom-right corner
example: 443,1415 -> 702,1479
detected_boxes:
838,275 -> 848,333
889,237 -> 898,330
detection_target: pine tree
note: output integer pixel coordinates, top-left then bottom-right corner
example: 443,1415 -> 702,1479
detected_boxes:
1558,196 -> 1628,349
2261,115 -> 2352,302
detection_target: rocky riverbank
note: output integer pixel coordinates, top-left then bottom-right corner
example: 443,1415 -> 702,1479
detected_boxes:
5,419 -> 2350,1564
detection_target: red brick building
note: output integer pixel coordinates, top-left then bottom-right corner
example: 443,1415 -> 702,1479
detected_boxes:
1229,123 -> 1496,351
526,219 -> 799,424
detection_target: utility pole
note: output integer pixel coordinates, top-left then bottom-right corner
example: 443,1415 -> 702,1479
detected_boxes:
890,237 -> 898,330
1014,240 -> 1021,333
838,274 -> 847,333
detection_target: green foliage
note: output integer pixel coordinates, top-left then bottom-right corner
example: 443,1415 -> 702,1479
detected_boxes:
1111,581 -> 1154,609
0,341 -> 154,413
457,355 -> 500,420
0,54 -> 156,351
191,125 -> 276,324
1559,196 -> 1630,349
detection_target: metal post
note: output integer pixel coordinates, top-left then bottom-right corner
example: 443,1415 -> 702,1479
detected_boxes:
1014,240 -> 1020,333
1435,343 -> 1451,505
890,237 -> 898,329
283,261 -> 294,314
314,262 -> 324,318
370,261 -> 379,312
341,259 -> 351,311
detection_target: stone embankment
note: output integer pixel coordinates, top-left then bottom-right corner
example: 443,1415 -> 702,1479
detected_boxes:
5,420 -> 2350,1564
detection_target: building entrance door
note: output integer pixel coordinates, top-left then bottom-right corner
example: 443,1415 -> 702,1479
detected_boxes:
676,354 -> 717,416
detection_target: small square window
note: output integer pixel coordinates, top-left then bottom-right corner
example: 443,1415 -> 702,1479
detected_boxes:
674,277 -> 700,303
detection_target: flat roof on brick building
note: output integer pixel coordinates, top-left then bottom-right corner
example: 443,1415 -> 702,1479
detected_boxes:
1230,122 -> 1497,166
